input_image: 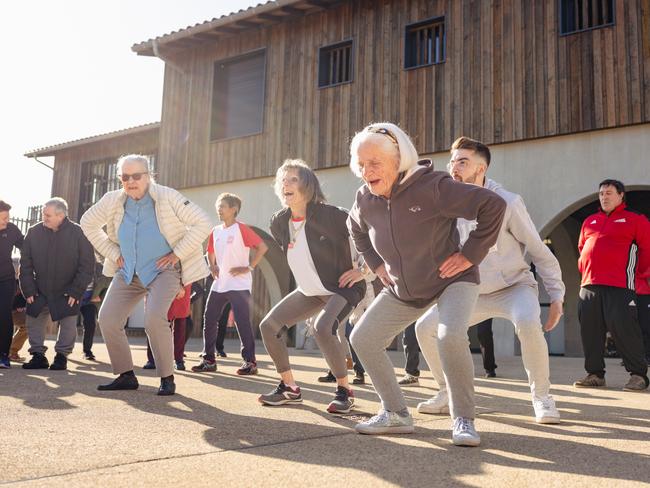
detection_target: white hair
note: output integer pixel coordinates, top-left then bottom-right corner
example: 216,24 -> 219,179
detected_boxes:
349,122 -> 419,177
116,154 -> 151,175
43,197 -> 68,216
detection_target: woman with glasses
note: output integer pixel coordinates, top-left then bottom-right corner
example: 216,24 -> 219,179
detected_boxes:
346,123 -> 506,446
257,159 -> 366,414
80,154 -> 211,396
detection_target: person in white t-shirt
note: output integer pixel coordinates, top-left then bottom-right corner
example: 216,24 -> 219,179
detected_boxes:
258,159 -> 367,414
192,193 -> 268,375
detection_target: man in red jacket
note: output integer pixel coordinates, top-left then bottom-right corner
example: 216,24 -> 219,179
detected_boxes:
574,179 -> 650,391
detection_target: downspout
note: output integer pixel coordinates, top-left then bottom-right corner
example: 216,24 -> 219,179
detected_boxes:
33,156 -> 54,170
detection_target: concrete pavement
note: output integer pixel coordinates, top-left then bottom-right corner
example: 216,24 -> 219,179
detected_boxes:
1,337 -> 649,487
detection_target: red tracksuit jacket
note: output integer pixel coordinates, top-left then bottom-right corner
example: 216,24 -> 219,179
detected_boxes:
578,203 -> 650,290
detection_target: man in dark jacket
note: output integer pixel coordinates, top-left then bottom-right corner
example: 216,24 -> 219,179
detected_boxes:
19,198 -> 94,370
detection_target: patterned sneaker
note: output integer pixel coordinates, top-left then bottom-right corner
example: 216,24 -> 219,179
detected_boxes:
417,389 -> 450,415
0,354 -> 10,369
354,410 -> 414,435
573,374 -> 606,388
236,361 -> 258,375
258,381 -> 302,406
623,375 -> 649,392
452,417 -> 480,447
327,386 -> 355,414
532,395 -> 561,424
398,373 -> 419,386
191,359 -> 217,373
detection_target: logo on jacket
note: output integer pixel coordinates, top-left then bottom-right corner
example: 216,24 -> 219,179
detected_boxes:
629,300 -> 636,306
409,206 -> 422,213
590,219 -> 597,224
614,218 -> 626,223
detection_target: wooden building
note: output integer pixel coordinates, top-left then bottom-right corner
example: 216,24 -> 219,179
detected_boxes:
27,0 -> 650,355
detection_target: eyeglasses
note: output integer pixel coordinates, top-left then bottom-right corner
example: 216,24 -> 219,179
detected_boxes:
119,172 -> 148,182
368,127 -> 399,146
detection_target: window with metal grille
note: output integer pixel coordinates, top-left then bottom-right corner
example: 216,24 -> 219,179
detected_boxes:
404,17 -> 446,69
78,155 -> 156,216
318,40 -> 353,88
210,50 -> 266,141
560,0 -> 614,35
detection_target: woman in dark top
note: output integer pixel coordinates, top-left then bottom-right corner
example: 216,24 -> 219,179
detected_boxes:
0,200 -> 24,368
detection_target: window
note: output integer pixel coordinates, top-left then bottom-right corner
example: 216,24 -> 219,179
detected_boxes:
210,50 -> 266,141
560,0 -> 614,35
318,40 -> 353,88
78,155 -> 156,215
404,17 -> 445,69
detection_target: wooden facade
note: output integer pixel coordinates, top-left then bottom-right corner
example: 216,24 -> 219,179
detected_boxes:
140,0 -> 650,190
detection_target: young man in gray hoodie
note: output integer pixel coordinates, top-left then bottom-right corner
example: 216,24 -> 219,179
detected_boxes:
415,136 -> 565,424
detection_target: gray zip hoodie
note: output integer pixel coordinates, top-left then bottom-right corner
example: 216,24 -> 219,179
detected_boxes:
347,163 -> 506,306
457,179 -> 565,302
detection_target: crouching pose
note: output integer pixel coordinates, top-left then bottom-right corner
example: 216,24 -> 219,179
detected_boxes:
347,124 -> 506,446
415,137 -> 565,424
258,159 -> 366,414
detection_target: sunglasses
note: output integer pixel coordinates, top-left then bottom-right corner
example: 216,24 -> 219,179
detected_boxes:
119,172 -> 148,182
368,126 -> 399,146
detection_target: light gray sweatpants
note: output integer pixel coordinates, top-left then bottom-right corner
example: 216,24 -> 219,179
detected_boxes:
350,282 -> 479,418
260,290 -> 351,378
415,283 -> 552,399
98,269 -> 181,378
26,309 -> 77,356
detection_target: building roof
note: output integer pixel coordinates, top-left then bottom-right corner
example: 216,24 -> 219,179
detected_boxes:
24,122 -> 160,158
131,0 -> 343,56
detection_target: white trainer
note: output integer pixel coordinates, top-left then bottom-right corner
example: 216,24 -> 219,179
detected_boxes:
452,417 -> 481,447
533,395 -> 561,424
416,390 -> 450,415
355,410 -> 414,435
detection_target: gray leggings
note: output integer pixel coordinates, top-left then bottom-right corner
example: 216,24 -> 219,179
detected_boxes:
260,290 -> 352,378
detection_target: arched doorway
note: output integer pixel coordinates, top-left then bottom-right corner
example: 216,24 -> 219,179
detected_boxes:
542,187 -> 650,356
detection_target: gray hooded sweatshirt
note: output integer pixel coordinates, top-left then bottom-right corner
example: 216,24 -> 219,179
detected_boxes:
347,163 -> 506,306
457,178 -> 565,302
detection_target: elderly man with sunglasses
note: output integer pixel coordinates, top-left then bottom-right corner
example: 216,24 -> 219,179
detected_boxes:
81,154 -> 211,395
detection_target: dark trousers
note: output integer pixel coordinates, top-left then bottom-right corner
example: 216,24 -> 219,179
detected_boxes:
403,322 -> 420,376
476,318 -> 497,371
0,279 -> 15,355
578,285 -> 648,379
345,320 -> 364,375
203,290 -> 255,363
79,303 -> 97,354
637,294 -> 650,359
147,318 -> 186,363
215,302 -> 231,353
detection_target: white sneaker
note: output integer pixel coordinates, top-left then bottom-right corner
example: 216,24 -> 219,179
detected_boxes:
354,410 -> 414,435
532,395 -> 561,424
452,417 -> 480,447
416,390 -> 450,415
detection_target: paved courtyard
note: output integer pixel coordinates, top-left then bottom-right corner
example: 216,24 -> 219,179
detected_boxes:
1,337 -> 649,487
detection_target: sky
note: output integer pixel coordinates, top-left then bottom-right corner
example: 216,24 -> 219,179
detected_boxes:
0,0 -> 258,218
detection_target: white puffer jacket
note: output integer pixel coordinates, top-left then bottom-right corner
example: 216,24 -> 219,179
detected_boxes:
80,183 -> 211,285
457,179 -> 565,302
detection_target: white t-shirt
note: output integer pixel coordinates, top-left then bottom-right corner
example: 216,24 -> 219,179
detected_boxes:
286,219 -> 332,297
207,222 -> 262,293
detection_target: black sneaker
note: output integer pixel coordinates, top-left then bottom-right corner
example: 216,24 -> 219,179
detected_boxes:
175,360 -> 186,371
258,381 -> 302,406
49,353 -> 67,371
485,369 -> 497,378
318,370 -> 337,383
217,350 -> 227,358
327,386 -> 355,414
157,376 -> 176,396
22,353 -> 49,370
97,372 -> 139,391
84,352 -> 96,361
352,371 -> 365,385
142,360 -> 156,370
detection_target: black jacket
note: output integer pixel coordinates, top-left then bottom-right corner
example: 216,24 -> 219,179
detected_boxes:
19,218 -> 95,321
270,202 -> 366,309
0,222 -> 24,282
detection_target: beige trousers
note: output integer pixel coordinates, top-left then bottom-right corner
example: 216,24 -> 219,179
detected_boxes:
98,268 -> 181,378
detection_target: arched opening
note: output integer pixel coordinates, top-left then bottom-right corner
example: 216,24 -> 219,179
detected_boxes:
542,187 -> 650,356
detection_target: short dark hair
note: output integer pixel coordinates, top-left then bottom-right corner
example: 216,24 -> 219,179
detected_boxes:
599,179 -> 625,195
451,136 -> 491,166
216,193 -> 242,216
0,200 -> 11,212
